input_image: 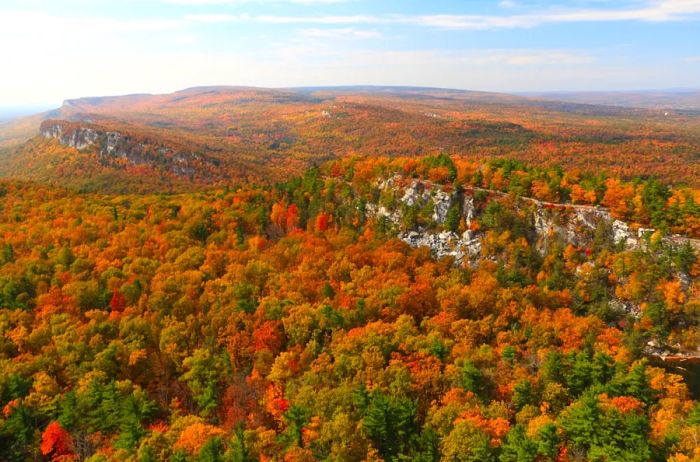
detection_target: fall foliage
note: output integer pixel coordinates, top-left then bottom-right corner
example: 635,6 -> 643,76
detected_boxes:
0,154 -> 698,461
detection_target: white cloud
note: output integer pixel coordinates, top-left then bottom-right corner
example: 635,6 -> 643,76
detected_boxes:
0,2 -> 698,105
0,43 -> 692,106
254,14 -> 382,24
183,0 -> 700,29
0,40 -> 604,106
171,34 -> 199,44
489,50 -> 594,65
185,13 -> 241,23
300,27 -> 382,39
165,0 -> 345,4
0,10 -> 182,35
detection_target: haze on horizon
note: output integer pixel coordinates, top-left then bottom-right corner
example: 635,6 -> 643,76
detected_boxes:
1,0 -> 700,107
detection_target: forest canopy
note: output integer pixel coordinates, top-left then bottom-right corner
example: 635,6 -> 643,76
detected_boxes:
0,155 -> 698,461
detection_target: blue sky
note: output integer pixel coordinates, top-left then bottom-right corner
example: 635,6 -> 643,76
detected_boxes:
1,0 -> 699,106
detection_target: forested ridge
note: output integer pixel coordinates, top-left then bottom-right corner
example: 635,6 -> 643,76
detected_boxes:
0,155 -> 699,461
4,87 -> 700,191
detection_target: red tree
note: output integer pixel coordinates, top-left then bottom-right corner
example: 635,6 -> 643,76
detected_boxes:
40,421 -> 74,461
110,289 -> 127,312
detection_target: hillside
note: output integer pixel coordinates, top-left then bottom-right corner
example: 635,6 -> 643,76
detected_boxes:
1,86 -> 699,460
0,155 -> 698,460
2,86 -> 700,191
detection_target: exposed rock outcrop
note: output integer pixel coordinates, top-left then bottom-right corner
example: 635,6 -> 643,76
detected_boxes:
364,203 -> 401,226
40,122 -> 99,150
366,175 -> 700,265
431,189 -> 452,224
400,178 -> 431,207
645,339 -> 700,363
400,229 -> 481,264
39,119 -> 220,179
364,176 -> 700,330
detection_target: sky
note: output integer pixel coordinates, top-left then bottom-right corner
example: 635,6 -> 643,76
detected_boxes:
1,0 -> 699,107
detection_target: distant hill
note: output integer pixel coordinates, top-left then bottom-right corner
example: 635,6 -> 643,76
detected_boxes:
0,106 -> 54,123
1,85 -> 700,191
524,89 -> 700,112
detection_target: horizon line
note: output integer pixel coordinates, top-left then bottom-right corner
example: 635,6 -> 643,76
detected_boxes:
2,84 -> 700,110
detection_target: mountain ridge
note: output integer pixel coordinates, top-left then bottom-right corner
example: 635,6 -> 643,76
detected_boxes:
2,85 -> 700,190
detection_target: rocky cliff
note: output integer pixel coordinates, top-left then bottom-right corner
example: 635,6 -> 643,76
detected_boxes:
39,119 -> 221,179
366,175 -> 700,365
367,174 -> 700,265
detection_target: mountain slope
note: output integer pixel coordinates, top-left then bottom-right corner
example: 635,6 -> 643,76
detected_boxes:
2,86 -> 700,191
0,155 -> 698,460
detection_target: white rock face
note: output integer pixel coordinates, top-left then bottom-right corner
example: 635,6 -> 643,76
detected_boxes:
40,124 -> 62,139
534,206 -> 613,251
40,121 -> 213,178
365,175 -> 700,265
102,132 -> 128,157
534,209 -> 554,236
463,197 -> 475,228
613,220 -> 638,248
432,189 -> 453,224
41,124 -> 99,150
400,180 -> 431,206
532,209 -> 555,253
399,229 -> 481,264
364,203 -> 401,226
